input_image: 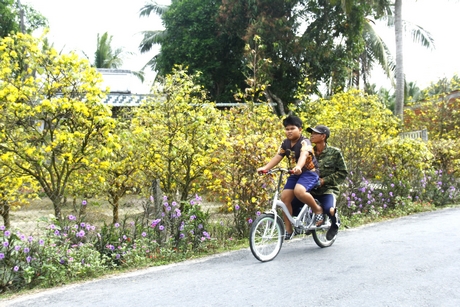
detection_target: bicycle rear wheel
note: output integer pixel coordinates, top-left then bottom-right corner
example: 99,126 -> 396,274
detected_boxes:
249,213 -> 284,262
312,218 -> 336,248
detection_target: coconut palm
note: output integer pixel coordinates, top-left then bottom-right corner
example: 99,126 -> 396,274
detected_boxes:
138,1 -> 169,71
94,32 -> 124,69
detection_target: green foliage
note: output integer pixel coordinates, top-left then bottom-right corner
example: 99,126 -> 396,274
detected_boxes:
152,0 -> 245,102
0,0 -> 47,37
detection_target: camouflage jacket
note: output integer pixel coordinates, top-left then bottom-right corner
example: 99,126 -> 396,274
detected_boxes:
310,145 -> 348,197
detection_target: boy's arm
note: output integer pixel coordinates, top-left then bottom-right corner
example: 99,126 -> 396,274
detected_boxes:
257,154 -> 283,172
293,150 -> 308,175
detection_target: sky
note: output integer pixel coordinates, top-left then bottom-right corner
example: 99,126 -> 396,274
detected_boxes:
24,0 -> 460,94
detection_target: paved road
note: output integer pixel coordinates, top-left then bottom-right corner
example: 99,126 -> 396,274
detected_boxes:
3,207 -> 460,307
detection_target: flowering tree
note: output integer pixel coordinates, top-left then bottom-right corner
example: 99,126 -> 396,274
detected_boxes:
130,66 -> 226,206
0,33 -> 115,222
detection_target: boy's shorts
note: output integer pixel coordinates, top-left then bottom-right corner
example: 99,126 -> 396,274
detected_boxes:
284,171 -> 319,192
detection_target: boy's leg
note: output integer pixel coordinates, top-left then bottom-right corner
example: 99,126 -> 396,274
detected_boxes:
293,172 -> 322,216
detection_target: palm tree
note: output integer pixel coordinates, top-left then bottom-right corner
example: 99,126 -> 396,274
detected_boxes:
353,18 -> 396,91
138,1 -> 169,71
94,32 -> 124,69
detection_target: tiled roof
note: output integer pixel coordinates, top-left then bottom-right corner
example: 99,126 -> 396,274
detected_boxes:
102,94 -> 149,106
101,94 -> 262,108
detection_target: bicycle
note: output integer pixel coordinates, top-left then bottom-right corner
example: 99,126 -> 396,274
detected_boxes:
249,168 -> 337,262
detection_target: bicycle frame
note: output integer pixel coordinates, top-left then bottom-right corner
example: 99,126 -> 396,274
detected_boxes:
264,168 -> 329,233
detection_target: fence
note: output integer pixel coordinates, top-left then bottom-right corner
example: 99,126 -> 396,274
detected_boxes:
400,129 -> 428,141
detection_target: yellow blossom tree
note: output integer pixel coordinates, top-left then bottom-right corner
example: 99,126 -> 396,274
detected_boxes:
0,33 -> 115,222
130,66 -> 226,206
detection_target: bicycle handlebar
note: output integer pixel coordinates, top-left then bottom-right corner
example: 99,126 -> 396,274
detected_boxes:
258,168 -> 294,175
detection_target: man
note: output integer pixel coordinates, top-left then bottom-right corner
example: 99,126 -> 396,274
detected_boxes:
307,125 -> 348,240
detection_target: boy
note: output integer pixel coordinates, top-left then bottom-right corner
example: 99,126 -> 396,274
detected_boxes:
257,115 -> 323,240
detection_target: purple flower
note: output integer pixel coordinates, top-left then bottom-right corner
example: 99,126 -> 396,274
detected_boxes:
77,230 -> 85,237
114,223 -> 120,228
2,242 -> 8,247
4,231 -> 10,237
68,215 -> 76,221
13,266 -> 19,272
198,224 -> 203,229
190,215 -> 196,220
166,206 -> 171,211
14,246 -> 21,251
248,218 -> 253,224
54,230 -> 60,236
172,201 -> 177,207
0,253 -> 4,259
80,223 -> 86,227
150,219 -> 161,228
159,225 -> 165,231
116,254 -> 121,259
235,205 -> 240,210
50,224 -> 56,229
0,226 -> 4,231
179,233 -> 185,239
28,236 -> 33,242
39,239 -> 44,245
141,232 -> 147,237
23,247 -> 30,253
150,195 -> 154,202
256,211 -> 261,216
82,200 -> 87,206
26,256 -> 32,263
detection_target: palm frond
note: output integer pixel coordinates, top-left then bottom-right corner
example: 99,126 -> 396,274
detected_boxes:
363,20 -> 396,86
139,30 -> 168,53
407,24 -> 435,50
139,2 -> 169,17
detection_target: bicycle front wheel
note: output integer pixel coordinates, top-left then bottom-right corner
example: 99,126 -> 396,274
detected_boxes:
249,213 -> 284,262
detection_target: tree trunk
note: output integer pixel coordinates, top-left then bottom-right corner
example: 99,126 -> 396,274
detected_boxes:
51,197 -> 63,223
394,0 -> 404,120
112,195 -> 120,224
0,202 -> 11,229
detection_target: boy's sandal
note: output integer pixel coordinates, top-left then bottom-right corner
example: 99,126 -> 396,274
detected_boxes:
284,232 -> 293,240
314,213 -> 324,227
